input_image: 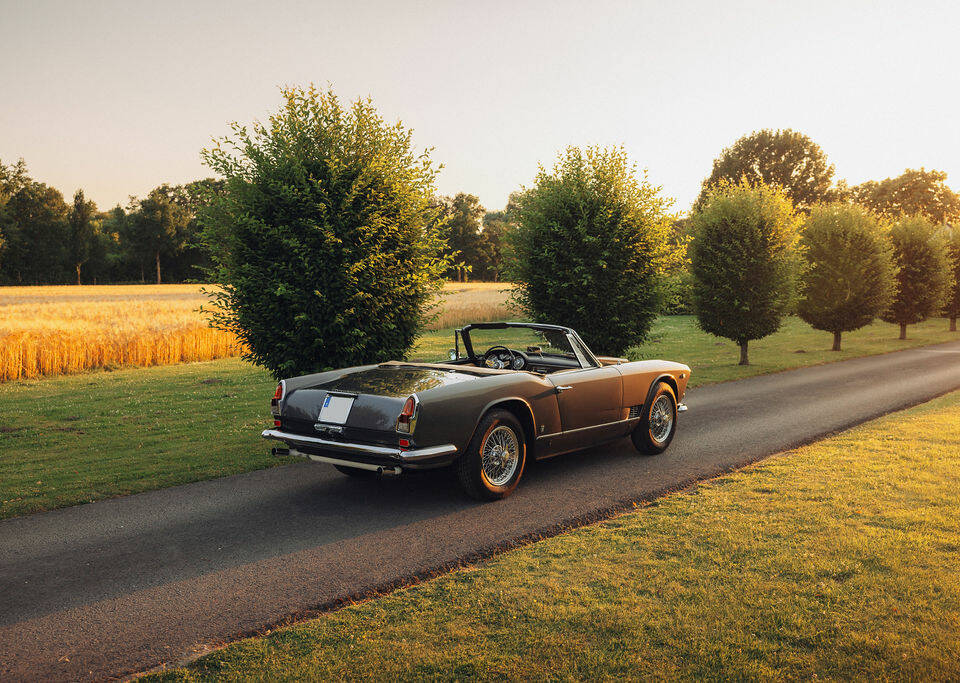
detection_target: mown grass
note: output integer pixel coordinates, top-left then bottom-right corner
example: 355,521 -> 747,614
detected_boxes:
628,315 -> 960,386
0,358 -> 283,519
148,390 -> 960,681
2,316 -> 957,519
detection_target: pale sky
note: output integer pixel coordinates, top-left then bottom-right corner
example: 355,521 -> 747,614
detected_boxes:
2,0 -> 959,214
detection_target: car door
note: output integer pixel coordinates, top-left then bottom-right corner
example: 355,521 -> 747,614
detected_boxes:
548,365 -> 623,436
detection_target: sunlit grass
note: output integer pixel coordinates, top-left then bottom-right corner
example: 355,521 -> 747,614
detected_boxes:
147,390 -> 960,681
629,315 -> 960,386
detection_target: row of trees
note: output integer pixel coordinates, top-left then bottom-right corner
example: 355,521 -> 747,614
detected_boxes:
187,86 -> 960,377
691,182 -> 958,364
0,158 -> 222,285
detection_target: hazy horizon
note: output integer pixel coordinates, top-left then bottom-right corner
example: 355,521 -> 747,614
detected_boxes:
3,0 -> 959,214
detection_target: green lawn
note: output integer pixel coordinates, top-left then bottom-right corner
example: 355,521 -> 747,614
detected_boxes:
628,315 -> 960,386
0,358 -> 285,519
1,316 -> 957,519
148,390 -> 960,681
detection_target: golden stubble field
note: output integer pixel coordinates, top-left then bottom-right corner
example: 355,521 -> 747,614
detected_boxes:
0,282 -> 516,381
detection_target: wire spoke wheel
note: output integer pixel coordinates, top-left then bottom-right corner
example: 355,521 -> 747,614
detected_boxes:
481,425 -> 521,487
649,394 -> 674,444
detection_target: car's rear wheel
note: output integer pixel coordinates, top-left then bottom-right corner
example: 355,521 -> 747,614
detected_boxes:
457,409 -> 526,500
631,382 -> 677,455
334,464 -> 376,478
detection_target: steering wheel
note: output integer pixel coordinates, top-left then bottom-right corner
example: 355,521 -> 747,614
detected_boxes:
482,345 -> 527,370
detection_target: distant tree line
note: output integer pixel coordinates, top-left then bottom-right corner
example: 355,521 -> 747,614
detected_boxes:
0,157 -> 522,286
0,158 -> 223,285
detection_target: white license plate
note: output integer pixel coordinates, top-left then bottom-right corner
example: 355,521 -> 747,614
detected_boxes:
318,395 -> 354,424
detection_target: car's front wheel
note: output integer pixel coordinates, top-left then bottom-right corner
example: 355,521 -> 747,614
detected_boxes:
631,382 -> 677,455
457,409 -> 527,501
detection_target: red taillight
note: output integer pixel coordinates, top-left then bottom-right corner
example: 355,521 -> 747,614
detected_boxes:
274,419 -> 281,427
398,438 -> 410,448
271,382 -> 284,417
396,395 -> 418,434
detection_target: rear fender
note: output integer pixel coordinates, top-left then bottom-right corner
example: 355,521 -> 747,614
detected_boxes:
472,397 -> 538,458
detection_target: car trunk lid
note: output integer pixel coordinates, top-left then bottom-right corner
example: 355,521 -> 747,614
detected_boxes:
279,364 -> 481,443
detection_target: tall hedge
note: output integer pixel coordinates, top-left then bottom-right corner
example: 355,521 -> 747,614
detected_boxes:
200,85 -> 449,378
689,181 -> 801,365
882,215 -> 952,339
797,203 -> 895,350
508,146 -> 682,356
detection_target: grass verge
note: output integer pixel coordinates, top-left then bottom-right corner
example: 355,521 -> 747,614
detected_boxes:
148,390 -> 960,681
628,315 -> 960,386
2,315 -> 957,519
0,358 -> 284,519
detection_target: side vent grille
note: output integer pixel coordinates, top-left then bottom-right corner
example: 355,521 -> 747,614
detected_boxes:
628,405 -> 642,418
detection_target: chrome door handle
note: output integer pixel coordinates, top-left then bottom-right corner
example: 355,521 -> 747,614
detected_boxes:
555,385 -> 573,393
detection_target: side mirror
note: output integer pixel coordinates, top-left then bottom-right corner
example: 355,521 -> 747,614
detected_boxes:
526,346 -> 543,354
448,348 -> 458,360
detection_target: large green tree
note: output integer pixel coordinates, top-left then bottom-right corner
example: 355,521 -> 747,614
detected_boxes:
68,189 -> 98,285
696,129 -> 835,212
689,180 -> 801,365
200,85 -> 449,377
851,168 -> 960,224
171,179 -> 224,282
0,160 -> 30,259
0,180 -> 70,284
126,185 -> 190,284
509,146 -> 681,355
941,227 -> 960,331
440,193 -> 485,281
797,203 -> 895,350
882,215 -> 952,339
476,192 -> 521,281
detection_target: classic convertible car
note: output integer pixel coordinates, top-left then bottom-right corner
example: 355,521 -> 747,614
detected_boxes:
262,322 -> 690,500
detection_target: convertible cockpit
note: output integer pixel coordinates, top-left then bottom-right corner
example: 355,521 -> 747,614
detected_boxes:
446,322 -> 601,374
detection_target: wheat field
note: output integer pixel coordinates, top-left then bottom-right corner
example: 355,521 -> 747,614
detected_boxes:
0,282 -> 516,381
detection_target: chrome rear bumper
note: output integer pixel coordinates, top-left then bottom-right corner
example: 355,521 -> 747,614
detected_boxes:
260,428 -> 457,470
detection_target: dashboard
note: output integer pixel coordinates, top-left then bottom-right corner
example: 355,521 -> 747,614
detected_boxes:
481,346 -> 582,373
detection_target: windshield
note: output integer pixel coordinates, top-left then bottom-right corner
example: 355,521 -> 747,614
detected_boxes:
463,326 -> 585,364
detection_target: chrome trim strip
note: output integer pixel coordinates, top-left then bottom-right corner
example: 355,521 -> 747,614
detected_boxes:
298,450 -> 401,474
536,417 -> 638,440
261,429 -> 457,462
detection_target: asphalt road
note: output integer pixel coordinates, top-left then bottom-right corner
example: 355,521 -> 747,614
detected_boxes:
3,341 -> 960,681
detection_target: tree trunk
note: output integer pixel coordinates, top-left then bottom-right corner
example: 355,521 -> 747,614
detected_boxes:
738,341 -> 749,365
155,251 -> 162,284
76,264 -> 81,286
899,323 -> 907,340
951,317 -> 957,332
832,330 -> 842,351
